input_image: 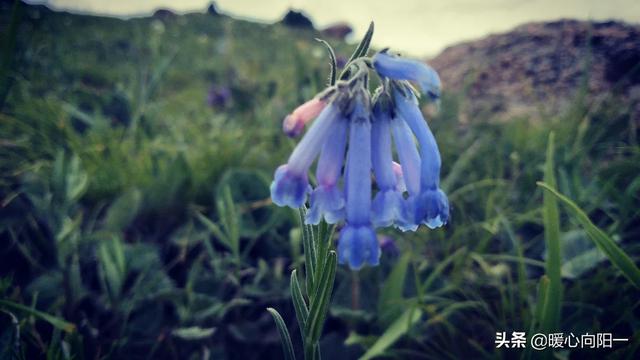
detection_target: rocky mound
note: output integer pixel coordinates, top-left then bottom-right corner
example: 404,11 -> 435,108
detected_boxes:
429,20 -> 640,122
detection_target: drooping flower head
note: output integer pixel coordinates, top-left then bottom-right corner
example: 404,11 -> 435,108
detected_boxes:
270,36 -> 451,270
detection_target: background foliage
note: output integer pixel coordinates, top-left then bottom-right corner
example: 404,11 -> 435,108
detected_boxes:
0,2 -> 638,359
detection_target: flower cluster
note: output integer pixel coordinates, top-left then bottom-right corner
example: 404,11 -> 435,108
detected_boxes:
271,50 -> 450,270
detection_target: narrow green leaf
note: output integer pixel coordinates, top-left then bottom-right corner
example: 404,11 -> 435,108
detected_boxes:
313,222 -> 334,295
0,299 -> 75,333
195,212 -> 232,252
267,308 -> 297,360
378,253 -> 410,325
340,21 -> 374,80
290,270 -> 309,332
359,307 -> 422,360
298,208 -> 316,295
348,21 -> 374,63
172,326 -> 216,341
423,247 -> 466,290
525,276 -> 550,360
103,188 -> 142,231
315,39 -> 337,86
305,251 -> 337,344
537,182 -> 640,288
541,132 -> 562,333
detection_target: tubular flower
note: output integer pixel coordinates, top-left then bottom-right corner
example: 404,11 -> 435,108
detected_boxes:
306,117 -> 348,225
393,88 -> 450,228
270,99 -> 343,208
338,91 -> 380,270
372,51 -> 442,100
370,97 -> 406,228
282,97 -> 328,137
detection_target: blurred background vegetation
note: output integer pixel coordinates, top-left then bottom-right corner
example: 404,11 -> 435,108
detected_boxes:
0,1 -> 638,359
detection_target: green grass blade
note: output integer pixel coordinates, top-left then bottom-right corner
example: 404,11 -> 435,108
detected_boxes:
423,247 -> 467,291
359,307 -> 422,360
267,307 -> 297,360
541,132 -> 562,333
0,299 -> 75,333
523,276 -> 550,360
377,253 -> 410,326
304,251 -> 337,344
537,182 -> 640,288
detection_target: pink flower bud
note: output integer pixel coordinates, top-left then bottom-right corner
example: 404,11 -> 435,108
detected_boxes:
282,98 -> 327,137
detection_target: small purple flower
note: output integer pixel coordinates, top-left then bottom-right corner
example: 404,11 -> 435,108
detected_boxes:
372,51 -> 442,100
270,101 -> 342,208
378,235 -> 400,257
338,91 -> 380,270
207,85 -> 232,108
393,88 -> 449,228
306,117 -> 348,224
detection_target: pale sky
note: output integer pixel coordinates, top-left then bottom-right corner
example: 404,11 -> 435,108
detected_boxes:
36,0 -> 640,56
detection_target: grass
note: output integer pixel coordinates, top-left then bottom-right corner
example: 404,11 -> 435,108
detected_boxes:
1,2 -> 639,359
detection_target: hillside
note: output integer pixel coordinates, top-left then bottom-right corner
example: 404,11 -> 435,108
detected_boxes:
430,19 -> 640,123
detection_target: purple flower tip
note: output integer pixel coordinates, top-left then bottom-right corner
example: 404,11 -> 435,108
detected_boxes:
306,185 -> 345,225
414,188 -> 449,229
378,235 -> 400,257
338,224 -> 380,270
371,190 -> 405,228
270,165 -> 310,208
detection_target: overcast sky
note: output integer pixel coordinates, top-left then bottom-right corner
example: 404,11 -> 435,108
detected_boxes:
38,0 -> 640,56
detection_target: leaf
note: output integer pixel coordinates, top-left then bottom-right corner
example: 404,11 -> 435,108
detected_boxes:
377,253 -> 410,326
347,21 -> 374,63
315,39 -> 337,86
290,269 -> 309,332
267,308 -> 297,360
304,251 -> 337,344
65,154 -> 89,202
525,276 -> 550,360
98,236 -> 126,302
423,247 -> 466,290
298,208 -> 316,295
359,307 -> 422,360
537,182 -> 640,288
561,230 -> 607,279
541,132 -> 562,333
103,188 -> 142,231
313,221 -> 334,296
0,299 -> 75,333
172,326 -> 216,341
341,21 -> 374,80
195,211 -> 232,252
